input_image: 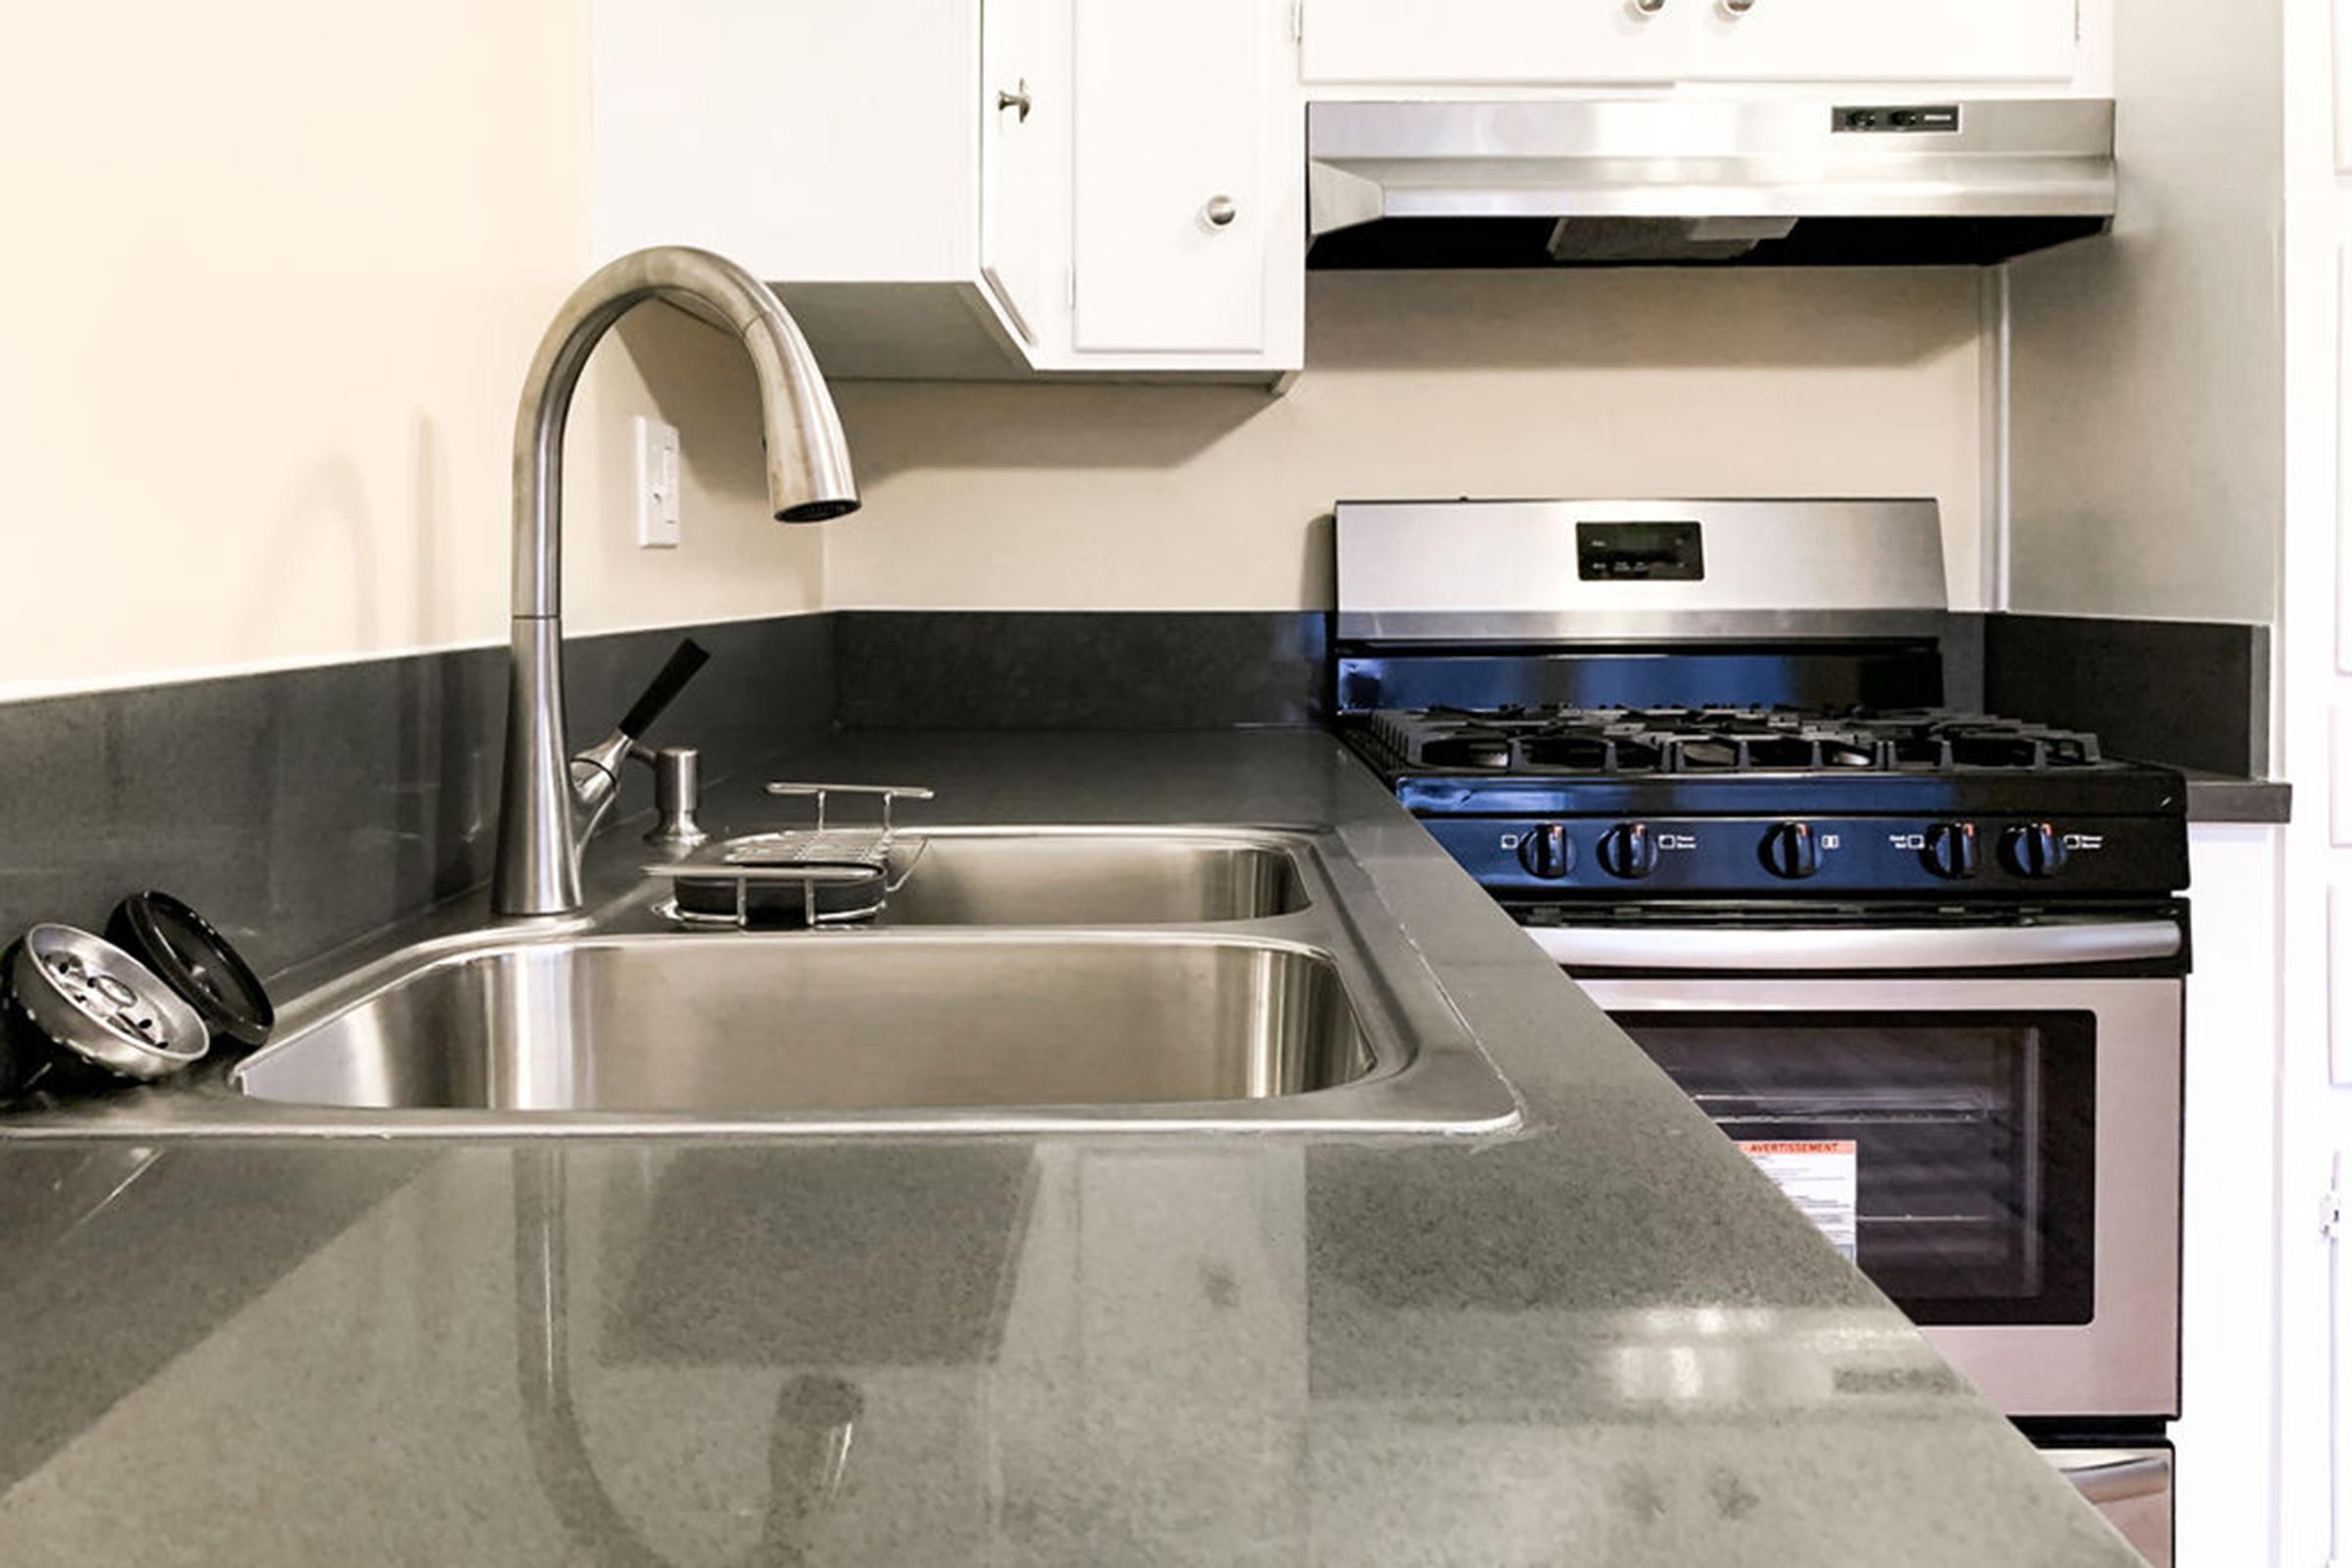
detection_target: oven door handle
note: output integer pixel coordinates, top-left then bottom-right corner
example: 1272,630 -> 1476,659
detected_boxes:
2048,1450 -> 2172,1505
1526,920 -> 2183,972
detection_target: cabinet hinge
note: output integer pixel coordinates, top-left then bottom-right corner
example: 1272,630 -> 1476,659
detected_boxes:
1066,267 -> 1077,310
2325,1187 -> 2344,1240
1290,0 -> 1303,46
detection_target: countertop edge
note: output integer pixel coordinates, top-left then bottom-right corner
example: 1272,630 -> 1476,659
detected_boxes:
2182,771 -> 2292,824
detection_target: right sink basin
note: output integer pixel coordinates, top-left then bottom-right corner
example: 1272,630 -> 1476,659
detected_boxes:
883,830 -> 1308,924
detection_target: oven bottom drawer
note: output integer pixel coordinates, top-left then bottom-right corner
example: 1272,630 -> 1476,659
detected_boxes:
2041,1446 -> 2171,1566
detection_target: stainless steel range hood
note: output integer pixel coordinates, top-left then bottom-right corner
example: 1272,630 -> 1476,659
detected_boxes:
1307,98 -> 2116,269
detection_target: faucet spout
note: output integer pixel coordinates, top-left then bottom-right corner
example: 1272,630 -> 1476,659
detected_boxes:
494,247 -> 858,917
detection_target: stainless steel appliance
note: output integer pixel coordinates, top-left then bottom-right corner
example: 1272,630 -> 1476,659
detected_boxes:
1560,934 -> 2181,1420
1333,498 -> 2185,1562
2045,1446 -> 2175,1567
1307,98 -> 2117,268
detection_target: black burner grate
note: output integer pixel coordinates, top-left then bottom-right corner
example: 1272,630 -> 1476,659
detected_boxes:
1367,706 -> 2111,777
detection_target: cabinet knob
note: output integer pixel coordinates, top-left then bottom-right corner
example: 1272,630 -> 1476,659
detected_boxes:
1630,0 -> 1667,13
1718,0 -> 1755,13
1201,195 -> 1239,229
996,79 -> 1032,122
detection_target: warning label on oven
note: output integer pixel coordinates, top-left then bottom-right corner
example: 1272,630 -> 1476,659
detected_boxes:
1737,1140 -> 1859,1261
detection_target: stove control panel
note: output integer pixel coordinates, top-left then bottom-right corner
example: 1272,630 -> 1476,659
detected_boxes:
1426,815 -> 2183,899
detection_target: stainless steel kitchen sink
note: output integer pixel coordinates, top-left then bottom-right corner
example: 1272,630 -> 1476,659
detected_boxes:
235,933 -> 1371,1113
0,827 -> 1520,1138
883,831 -> 1306,924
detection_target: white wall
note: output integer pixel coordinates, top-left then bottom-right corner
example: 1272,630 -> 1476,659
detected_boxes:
2003,0 -> 2285,624
0,0 -> 818,702
2276,0 -> 2349,1563
1,6 -> 1989,701
827,269 -> 1989,612
2176,824 -> 2285,1568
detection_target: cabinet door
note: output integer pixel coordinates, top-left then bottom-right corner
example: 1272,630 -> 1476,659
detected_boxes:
981,0 -> 1064,345
1686,0 -> 2077,83
1071,0 -> 1267,353
1301,0 -> 1687,86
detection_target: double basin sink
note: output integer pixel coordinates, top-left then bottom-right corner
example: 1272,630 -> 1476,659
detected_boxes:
4,829 -> 1520,1138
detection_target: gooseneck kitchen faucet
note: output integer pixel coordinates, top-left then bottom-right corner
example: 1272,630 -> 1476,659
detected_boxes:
494,247 -> 859,917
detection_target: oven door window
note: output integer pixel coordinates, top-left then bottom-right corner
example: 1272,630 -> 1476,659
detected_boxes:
1616,1010 -> 2096,1326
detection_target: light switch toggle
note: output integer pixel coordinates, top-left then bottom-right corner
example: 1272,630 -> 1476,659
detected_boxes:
635,415 -> 681,548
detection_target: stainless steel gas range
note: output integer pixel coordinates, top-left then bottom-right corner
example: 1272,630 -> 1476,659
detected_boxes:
1335,499 -> 2185,1564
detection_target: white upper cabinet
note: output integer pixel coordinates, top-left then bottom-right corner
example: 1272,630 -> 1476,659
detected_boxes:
593,2 -> 980,285
594,0 -> 2099,379
1301,0 -> 1685,87
980,0 -> 1063,347
594,0 -> 1304,381
1072,0 -> 1269,353
1300,0 -> 2087,90
1684,0 -> 2078,84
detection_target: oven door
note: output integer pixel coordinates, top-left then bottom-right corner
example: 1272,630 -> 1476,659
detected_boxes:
1551,923 -> 2181,1421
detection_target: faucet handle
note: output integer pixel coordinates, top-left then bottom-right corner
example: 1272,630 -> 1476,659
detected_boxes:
569,639 -> 713,844
618,638 -> 710,741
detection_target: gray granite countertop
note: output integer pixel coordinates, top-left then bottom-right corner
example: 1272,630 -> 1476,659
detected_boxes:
2180,768 -> 2292,824
0,732 -> 2137,1565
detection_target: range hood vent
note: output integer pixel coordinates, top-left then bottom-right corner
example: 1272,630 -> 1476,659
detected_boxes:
1307,98 -> 2116,269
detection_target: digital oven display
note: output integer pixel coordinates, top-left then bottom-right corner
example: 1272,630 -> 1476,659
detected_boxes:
1575,520 -> 1705,581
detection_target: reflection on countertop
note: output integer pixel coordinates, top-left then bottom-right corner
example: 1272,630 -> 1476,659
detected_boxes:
0,732 -> 2140,1565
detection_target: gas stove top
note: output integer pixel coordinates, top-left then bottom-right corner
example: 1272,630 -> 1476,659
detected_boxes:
1329,500 -> 2190,904
1364,705 -> 2115,777
1343,702 -> 2185,901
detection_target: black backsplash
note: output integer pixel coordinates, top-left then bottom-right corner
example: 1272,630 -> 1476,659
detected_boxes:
1982,613 -> 2269,776
0,606 -> 2266,982
0,615 -> 833,978
835,612 -> 1328,729
0,611 -> 1321,981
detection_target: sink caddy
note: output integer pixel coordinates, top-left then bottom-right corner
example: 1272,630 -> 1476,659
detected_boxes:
651,781 -> 936,928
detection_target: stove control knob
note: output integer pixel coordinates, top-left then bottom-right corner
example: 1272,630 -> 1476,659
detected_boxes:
1595,822 -> 1658,880
2000,822 -> 2070,879
1922,821 -> 1982,881
1759,821 -> 1820,880
1517,823 -> 1574,880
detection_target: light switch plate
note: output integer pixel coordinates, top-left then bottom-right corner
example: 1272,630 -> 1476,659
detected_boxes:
634,415 -> 681,548
2335,886 -> 2352,1084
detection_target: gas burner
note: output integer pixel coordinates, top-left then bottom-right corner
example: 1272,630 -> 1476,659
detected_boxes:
1366,706 -> 2114,778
